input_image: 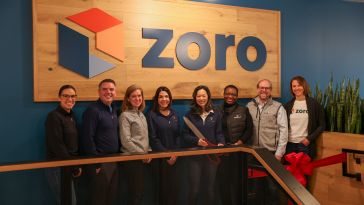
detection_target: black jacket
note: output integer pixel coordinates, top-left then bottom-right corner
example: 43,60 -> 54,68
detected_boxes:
220,103 -> 253,144
284,96 -> 325,157
45,106 -> 78,160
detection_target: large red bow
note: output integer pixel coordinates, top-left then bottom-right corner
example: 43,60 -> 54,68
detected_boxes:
284,152 -> 313,186
284,152 -> 347,187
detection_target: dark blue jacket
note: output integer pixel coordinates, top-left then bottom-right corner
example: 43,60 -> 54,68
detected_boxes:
147,109 -> 180,151
183,109 -> 225,147
80,99 -> 120,155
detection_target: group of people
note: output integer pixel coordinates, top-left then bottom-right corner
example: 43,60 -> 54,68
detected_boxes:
45,76 -> 325,205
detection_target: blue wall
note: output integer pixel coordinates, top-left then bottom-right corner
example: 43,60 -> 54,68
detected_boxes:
196,0 -> 364,101
0,0 -> 363,204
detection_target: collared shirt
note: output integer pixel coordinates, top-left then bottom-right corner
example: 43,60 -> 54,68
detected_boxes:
201,110 -> 214,123
147,109 -> 180,151
81,99 -> 119,155
45,106 -> 78,159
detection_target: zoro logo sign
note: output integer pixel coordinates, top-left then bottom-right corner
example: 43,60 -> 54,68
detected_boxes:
58,8 -> 124,78
142,28 -> 267,71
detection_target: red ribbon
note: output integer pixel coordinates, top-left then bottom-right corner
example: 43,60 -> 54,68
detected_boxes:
248,152 -> 347,186
284,152 -> 347,187
284,152 -> 313,186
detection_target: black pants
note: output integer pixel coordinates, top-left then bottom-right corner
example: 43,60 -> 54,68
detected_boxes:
84,163 -> 119,205
187,156 -> 218,205
216,153 -> 242,205
123,160 -> 146,205
152,158 -> 179,205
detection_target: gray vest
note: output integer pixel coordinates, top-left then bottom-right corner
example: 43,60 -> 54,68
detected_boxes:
247,97 -> 282,151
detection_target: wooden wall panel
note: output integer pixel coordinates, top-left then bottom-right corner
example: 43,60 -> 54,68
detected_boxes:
33,0 -> 280,101
311,132 -> 364,205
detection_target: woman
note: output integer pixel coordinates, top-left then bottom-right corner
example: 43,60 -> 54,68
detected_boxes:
147,86 -> 180,205
217,84 -> 253,205
183,85 -> 225,205
45,85 -> 81,205
284,76 -> 325,159
119,84 -> 151,205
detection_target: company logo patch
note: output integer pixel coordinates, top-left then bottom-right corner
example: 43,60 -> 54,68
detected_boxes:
58,8 -> 124,78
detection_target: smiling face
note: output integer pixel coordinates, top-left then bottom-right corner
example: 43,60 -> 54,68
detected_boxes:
158,91 -> 170,110
291,80 -> 305,98
257,80 -> 272,102
59,88 -> 76,113
195,89 -> 209,109
129,89 -> 143,109
224,87 -> 238,105
98,82 -> 116,106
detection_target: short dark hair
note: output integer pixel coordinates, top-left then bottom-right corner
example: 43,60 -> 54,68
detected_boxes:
290,75 -> 310,96
58,85 -> 76,97
224,84 -> 239,96
191,85 -> 213,114
151,86 -> 173,112
98,79 -> 116,89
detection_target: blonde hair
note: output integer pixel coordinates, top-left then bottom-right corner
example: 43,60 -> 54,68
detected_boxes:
256,79 -> 272,89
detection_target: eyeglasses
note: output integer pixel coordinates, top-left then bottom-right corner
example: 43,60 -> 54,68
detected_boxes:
61,94 -> 77,99
259,87 -> 271,90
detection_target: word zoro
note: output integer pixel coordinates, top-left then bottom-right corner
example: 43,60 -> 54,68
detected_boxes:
142,28 -> 267,71
295,109 -> 309,113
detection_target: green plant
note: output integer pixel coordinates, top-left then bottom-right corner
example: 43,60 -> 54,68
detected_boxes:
313,76 -> 361,134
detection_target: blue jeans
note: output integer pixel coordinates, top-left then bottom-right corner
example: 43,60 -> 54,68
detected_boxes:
286,142 -> 309,155
45,167 -> 76,205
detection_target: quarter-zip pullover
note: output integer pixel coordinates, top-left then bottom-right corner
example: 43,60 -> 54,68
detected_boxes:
119,109 -> 150,154
147,109 -> 180,151
81,99 -> 120,155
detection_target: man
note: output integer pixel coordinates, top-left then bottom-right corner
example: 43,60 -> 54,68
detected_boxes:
80,79 -> 120,205
45,85 -> 81,205
247,79 -> 288,160
246,79 -> 288,205
217,85 -> 252,205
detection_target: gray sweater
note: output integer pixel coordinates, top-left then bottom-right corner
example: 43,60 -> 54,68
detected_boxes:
119,109 -> 151,154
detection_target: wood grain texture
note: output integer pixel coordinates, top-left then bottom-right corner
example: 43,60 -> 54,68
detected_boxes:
311,132 -> 364,205
33,0 -> 280,101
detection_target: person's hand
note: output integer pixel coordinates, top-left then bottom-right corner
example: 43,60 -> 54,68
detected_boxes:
73,168 -> 82,177
234,140 -> 243,145
275,155 -> 282,161
217,143 -> 224,146
301,138 -> 310,146
96,167 -> 101,174
143,158 -> 152,163
167,156 -> 177,165
198,139 -> 208,147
